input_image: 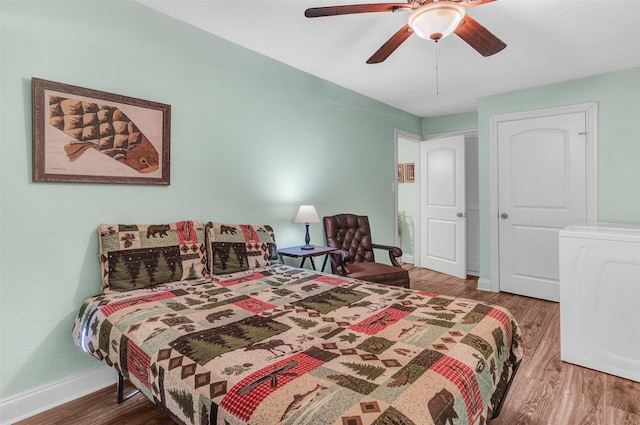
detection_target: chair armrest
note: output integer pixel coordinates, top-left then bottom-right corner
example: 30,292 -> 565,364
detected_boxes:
372,243 -> 403,267
330,250 -> 352,275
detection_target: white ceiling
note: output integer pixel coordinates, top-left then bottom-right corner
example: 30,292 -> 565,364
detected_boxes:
136,0 -> 640,117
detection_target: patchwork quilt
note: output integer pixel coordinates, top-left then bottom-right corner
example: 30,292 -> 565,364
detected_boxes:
73,265 -> 523,425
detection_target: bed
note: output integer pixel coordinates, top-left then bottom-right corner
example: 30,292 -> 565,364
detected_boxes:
72,220 -> 523,425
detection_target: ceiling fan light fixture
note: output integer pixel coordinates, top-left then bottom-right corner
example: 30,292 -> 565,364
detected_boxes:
408,3 -> 466,41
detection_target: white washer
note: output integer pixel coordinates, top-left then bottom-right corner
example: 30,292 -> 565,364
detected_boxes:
559,222 -> 640,382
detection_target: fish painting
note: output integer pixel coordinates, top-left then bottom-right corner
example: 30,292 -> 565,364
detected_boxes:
48,96 -> 159,173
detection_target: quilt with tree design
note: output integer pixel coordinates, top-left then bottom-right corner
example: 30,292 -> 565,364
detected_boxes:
73,265 -> 522,425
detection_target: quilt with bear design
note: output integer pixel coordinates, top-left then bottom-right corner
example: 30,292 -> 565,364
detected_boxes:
73,265 -> 522,425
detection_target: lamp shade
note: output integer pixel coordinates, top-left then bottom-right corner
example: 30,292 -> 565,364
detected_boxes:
408,3 -> 466,41
294,205 -> 321,223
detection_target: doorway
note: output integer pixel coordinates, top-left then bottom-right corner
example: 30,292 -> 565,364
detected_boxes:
395,129 -> 480,278
395,130 -> 420,264
489,103 -> 598,301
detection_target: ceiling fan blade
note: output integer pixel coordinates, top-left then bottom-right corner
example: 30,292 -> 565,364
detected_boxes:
366,24 -> 413,64
305,3 -> 411,18
454,15 -> 506,57
465,0 -> 497,7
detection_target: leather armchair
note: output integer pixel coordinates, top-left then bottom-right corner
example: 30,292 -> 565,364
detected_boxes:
323,214 -> 410,288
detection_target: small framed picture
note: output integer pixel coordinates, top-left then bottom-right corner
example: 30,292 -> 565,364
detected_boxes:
397,164 -> 404,183
405,163 -> 415,183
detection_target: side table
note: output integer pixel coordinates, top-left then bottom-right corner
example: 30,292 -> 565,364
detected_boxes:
277,245 -> 336,272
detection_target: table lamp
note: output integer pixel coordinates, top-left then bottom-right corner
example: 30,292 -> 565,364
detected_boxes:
294,205 -> 321,250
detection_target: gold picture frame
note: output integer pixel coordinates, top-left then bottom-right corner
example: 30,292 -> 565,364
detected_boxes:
32,78 -> 171,185
398,164 -> 404,183
405,163 -> 415,183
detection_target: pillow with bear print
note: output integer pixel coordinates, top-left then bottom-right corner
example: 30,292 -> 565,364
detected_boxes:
98,220 -> 207,292
206,222 -> 279,275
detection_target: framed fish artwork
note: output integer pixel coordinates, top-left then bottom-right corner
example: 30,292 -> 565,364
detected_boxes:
32,78 -> 170,185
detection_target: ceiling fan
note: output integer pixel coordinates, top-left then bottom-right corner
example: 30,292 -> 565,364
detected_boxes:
305,0 -> 506,63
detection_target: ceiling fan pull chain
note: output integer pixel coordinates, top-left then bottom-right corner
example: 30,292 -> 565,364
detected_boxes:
435,43 -> 440,95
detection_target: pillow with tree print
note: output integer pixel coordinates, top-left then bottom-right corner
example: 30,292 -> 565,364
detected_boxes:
98,220 -> 207,292
206,222 -> 279,275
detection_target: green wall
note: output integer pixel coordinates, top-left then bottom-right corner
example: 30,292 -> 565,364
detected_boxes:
424,68 -> 640,281
0,0 -> 422,399
423,111 -> 478,136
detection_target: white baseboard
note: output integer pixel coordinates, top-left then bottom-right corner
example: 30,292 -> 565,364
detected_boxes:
0,366 -> 117,425
477,278 -> 495,292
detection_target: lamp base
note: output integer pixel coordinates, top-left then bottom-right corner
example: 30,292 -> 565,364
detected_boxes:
301,223 -> 314,250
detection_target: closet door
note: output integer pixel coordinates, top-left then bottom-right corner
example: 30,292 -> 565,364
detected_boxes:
497,112 -> 587,301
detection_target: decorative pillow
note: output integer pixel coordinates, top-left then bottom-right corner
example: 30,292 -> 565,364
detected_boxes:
98,220 -> 207,292
206,222 -> 279,275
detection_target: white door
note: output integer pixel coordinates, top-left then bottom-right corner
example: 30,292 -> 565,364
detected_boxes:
498,112 -> 587,301
419,135 -> 466,279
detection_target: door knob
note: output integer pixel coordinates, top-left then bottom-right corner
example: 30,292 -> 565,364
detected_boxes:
457,213 -> 464,217
501,213 -> 508,219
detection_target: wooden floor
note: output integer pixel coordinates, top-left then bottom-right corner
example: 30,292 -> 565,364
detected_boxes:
17,267 -> 640,425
